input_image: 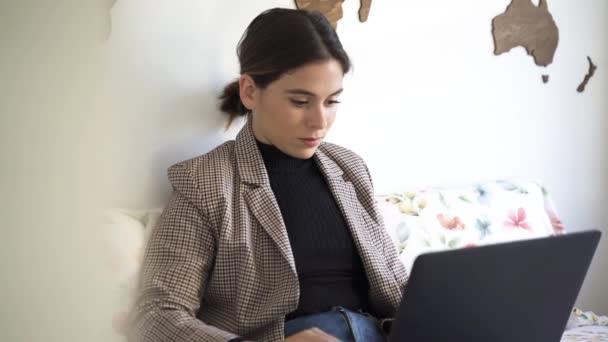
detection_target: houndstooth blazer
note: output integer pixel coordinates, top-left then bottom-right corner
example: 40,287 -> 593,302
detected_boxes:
128,119 -> 408,342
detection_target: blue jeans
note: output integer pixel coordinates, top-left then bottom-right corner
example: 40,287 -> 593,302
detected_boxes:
284,306 -> 386,341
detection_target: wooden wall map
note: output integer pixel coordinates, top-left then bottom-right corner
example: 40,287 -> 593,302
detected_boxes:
577,57 -> 598,93
295,0 -> 344,29
492,0 -> 559,67
295,0 -> 373,29
358,0 -> 372,23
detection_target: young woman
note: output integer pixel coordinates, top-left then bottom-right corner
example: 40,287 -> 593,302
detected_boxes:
128,8 -> 408,342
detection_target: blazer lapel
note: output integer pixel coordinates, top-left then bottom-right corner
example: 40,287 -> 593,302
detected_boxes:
314,148 -> 383,282
235,119 -> 297,277
243,187 -> 297,275
315,147 -> 403,315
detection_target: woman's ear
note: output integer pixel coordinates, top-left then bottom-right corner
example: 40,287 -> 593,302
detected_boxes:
239,74 -> 257,112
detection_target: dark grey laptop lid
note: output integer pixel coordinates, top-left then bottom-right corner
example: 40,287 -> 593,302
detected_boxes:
389,230 -> 601,342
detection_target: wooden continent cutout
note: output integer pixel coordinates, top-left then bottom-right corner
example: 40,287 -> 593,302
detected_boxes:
295,0 -> 344,29
359,0 -> 372,23
295,0 -> 373,28
492,0 -> 559,67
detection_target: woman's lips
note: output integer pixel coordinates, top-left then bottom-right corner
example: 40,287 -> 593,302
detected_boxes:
300,138 -> 321,147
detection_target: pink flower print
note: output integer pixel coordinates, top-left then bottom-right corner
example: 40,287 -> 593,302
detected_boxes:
504,208 -> 531,230
547,210 -> 565,233
464,243 -> 477,248
437,213 -> 466,230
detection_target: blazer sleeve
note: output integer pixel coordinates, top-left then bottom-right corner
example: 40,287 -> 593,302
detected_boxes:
379,213 -> 409,294
127,189 -> 241,342
365,166 -> 409,294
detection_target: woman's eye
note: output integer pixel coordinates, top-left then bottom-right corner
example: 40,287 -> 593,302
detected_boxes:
327,100 -> 341,106
290,99 -> 308,107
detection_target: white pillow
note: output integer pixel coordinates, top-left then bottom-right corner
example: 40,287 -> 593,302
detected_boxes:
101,208 -> 162,337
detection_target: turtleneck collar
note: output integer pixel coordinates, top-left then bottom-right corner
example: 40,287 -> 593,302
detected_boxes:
256,140 -> 313,173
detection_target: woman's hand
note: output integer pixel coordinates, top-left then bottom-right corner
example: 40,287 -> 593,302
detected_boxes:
284,328 -> 342,341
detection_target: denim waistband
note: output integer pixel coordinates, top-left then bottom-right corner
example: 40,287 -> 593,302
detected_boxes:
284,306 -> 386,342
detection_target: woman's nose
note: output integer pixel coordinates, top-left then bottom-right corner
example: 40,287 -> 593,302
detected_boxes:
307,105 -> 327,129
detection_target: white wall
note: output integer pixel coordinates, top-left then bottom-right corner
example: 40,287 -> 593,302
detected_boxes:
1,4 -> 130,341
105,0 -> 608,313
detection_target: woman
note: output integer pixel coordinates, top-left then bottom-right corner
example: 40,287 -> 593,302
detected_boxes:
128,7 -> 408,342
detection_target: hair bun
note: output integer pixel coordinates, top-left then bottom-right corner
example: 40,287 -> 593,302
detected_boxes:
219,80 -> 248,124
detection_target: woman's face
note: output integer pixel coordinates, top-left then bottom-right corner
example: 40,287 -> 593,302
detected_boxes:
240,59 -> 344,159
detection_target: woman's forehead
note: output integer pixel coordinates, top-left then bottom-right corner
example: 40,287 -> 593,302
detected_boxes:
272,60 -> 344,95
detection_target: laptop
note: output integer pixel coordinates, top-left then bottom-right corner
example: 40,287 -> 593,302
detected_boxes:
388,230 -> 602,342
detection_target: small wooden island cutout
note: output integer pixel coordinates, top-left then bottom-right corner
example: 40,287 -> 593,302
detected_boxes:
577,57 -> 597,93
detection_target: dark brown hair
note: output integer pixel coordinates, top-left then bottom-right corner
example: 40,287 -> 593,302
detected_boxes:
219,8 -> 351,125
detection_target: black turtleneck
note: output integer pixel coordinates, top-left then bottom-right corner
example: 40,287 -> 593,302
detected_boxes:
256,141 -> 371,321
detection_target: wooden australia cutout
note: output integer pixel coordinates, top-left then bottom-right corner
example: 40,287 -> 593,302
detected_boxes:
492,0 -> 559,67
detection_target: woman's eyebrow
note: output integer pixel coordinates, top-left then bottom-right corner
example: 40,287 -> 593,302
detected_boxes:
285,88 -> 344,97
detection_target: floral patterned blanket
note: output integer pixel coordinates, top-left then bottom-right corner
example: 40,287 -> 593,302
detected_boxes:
562,308 -> 608,341
376,179 -> 607,341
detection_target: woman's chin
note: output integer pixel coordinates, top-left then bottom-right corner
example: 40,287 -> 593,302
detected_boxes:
289,147 -> 317,159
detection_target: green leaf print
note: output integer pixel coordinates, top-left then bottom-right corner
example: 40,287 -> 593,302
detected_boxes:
439,192 -> 449,209
458,195 -> 472,203
448,238 -> 461,248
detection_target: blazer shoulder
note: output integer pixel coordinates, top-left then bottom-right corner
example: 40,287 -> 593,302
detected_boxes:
167,141 -> 236,205
319,142 -> 368,173
318,142 -> 376,192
